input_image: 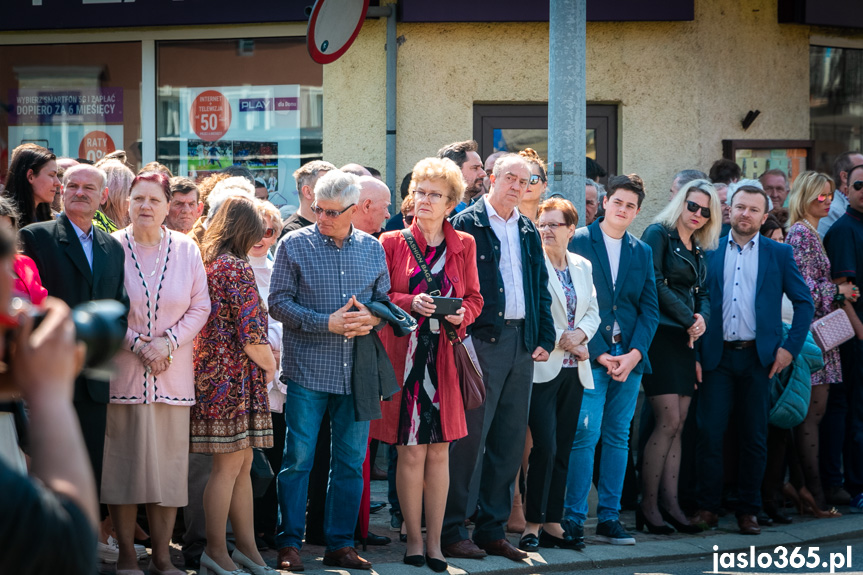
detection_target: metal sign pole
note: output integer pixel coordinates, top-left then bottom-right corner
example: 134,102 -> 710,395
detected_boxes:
548,0 -> 587,226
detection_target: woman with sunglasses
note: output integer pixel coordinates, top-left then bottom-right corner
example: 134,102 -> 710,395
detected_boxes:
784,171 -> 858,518
103,172 -> 211,575
638,179 -> 721,534
517,148 -> 547,223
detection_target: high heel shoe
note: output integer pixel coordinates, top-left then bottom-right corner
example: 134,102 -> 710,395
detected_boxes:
425,554 -> 448,573
797,486 -> 842,518
636,506 -> 674,535
199,552 -> 246,575
659,507 -> 703,534
403,553 -> 425,567
232,549 -> 279,574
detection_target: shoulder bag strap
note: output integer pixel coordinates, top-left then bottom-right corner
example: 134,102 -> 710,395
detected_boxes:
400,229 -> 460,343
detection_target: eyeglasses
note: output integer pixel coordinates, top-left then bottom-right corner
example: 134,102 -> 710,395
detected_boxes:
414,191 -> 444,203
853,180 -> 863,191
263,228 -> 275,239
537,222 -> 568,230
312,203 -> 354,219
529,174 -> 546,186
686,200 -> 711,219
816,193 -> 833,203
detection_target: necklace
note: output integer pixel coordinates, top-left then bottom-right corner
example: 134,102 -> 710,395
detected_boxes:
129,227 -> 165,277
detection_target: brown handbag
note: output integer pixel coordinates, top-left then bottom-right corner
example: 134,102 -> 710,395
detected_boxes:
401,230 -> 486,410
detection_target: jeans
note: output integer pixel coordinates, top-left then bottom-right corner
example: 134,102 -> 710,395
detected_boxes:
275,380 -> 370,551
563,343 -> 642,525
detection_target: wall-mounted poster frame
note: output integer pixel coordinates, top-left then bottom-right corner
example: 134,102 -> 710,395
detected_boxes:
722,139 -> 814,182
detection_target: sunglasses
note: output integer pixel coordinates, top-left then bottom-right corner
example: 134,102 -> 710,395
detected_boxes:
816,193 -> 833,203
312,203 -> 354,219
853,180 -> 863,191
686,200 -> 711,219
263,228 -> 275,239
529,174 -> 546,186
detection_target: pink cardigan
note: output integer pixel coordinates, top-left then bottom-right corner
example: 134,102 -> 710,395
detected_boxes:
110,228 -> 211,405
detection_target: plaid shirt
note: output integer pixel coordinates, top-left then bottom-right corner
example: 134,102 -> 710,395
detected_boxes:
269,224 -> 390,394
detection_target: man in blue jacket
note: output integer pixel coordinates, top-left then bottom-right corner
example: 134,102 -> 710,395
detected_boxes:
565,174 -> 659,546
693,185 -> 814,535
441,153 -> 555,562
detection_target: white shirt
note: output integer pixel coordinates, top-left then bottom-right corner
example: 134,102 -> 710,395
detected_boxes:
600,226 -> 623,337
722,232 -> 759,341
249,253 -> 285,412
67,218 -> 94,271
484,197 -> 525,320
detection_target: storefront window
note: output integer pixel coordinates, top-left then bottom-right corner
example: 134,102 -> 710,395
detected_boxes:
0,42 -> 142,181
810,45 -> 863,172
157,38 -> 322,209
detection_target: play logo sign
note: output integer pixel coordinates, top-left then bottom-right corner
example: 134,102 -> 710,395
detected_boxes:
239,97 -> 298,112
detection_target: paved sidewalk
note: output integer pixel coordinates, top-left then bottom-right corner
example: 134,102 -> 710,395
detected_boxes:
103,473 -> 863,574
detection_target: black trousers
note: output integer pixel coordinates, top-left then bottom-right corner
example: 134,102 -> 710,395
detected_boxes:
525,367 -> 583,524
255,403 -> 287,540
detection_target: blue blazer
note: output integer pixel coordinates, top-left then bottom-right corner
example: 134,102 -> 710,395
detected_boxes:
698,235 -> 814,372
568,219 -> 659,374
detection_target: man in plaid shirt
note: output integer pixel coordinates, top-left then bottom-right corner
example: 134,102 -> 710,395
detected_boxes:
269,169 -> 390,571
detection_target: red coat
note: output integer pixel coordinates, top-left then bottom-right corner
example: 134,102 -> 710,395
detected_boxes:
370,220 -> 483,444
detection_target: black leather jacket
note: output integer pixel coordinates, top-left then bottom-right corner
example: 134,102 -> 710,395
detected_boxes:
640,223 -> 710,329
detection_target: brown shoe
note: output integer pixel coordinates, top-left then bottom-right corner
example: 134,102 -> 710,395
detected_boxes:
737,514 -> 761,535
277,546 -> 304,572
442,539 -> 487,559
322,546 -> 371,570
689,509 -> 719,529
477,538 -> 528,562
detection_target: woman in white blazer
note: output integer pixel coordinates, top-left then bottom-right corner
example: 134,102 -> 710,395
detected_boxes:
519,197 -> 600,552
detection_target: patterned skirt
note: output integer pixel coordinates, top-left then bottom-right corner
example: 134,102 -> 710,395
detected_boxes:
397,330 -> 444,445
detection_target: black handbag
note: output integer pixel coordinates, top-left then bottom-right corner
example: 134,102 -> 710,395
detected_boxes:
365,299 -> 418,337
401,229 -> 485,410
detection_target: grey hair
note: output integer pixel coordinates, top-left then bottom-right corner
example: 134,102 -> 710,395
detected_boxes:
293,160 -> 337,190
64,163 -> 107,191
729,178 -> 772,211
206,176 -> 255,223
314,169 -> 361,207
672,169 -> 708,188
492,153 -> 531,181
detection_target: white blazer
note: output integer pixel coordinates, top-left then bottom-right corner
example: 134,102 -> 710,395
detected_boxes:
533,251 -> 600,388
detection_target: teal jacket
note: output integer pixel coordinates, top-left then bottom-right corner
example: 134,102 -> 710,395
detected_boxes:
769,324 -> 824,429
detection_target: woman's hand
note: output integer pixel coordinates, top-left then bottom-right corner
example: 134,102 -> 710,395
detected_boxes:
687,313 -> 705,340
411,293 -> 436,317
138,335 -> 171,365
572,344 -> 589,362
839,282 -> 859,303
444,307 -> 465,326
559,330 -> 585,354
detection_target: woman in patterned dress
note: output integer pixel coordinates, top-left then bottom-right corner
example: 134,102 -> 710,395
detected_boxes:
786,171 -> 857,517
103,171 -> 211,575
191,195 -> 278,575
372,157 -> 483,571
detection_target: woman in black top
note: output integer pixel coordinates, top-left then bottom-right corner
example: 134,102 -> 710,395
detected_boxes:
639,179 -> 721,534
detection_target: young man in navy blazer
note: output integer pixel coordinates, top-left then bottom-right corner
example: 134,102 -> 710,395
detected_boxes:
692,185 -> 814,535
565,174 -> 659,546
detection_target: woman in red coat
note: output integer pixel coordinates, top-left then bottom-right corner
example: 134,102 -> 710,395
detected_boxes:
372,157 -> 483,571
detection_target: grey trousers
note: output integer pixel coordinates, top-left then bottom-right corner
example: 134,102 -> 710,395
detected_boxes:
440,323 -> 534,546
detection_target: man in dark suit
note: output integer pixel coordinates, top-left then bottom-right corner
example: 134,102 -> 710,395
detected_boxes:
19,163 -> 129,505
692,185 -> 813,535
565,174 -> 659,546
441,153 -> 555,562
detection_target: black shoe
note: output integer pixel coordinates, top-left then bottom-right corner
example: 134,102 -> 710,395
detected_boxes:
560,518 -> 586,550
355,531 -> 391,548
659,507 -> 703,534
596,520 -> 636,545
425,554 -> 448,573
370,500 -> 387,514
763,502 -> 793,525
538,528 -> 580,549
757,512 -> 774,527
636,506 -> 674,535
390,510 -> 404,531
184,555 -> 201,570
403,553 -> 425,567
518,533 -> 539,551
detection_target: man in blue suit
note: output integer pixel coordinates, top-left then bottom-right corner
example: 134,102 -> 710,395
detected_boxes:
692,185 -> 814,535
565,174 -> 659,546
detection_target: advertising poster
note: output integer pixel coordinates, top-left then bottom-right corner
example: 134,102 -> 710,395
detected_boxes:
7,88 -> 124,162
179,85 -> 300,206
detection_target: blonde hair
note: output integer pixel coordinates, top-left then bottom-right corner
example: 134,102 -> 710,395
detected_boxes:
654,179 -> 722,250
408,157 -> 465,205
98,159 -> 134,228
519,147 -> 547,174
256,198 -> 283,237
788,171 -> 835,226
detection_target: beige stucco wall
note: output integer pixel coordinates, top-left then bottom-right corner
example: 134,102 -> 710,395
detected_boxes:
323,0 -> 827,227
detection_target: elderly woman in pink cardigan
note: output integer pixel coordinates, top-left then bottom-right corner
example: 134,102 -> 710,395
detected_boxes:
102,171 -> 210,575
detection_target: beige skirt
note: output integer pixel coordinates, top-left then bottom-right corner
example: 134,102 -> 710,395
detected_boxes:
101,402 -> 190,507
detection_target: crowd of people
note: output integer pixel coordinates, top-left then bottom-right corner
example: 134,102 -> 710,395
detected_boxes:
0,140 -> 862,575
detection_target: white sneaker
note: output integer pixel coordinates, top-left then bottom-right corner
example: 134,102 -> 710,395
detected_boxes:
98,536 -> 149,562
